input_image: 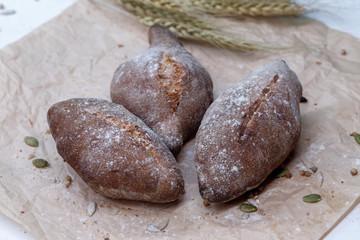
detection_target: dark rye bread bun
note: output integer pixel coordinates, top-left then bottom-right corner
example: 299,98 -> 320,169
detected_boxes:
47,98 -> 184,203
195,60 -> 302,203
111,24 -> 213,154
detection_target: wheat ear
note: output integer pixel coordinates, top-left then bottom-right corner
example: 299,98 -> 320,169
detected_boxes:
186,0 -> 305,17
117,0 -> 282,51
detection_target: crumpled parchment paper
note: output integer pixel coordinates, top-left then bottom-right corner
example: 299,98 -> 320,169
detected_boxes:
0,0 -> 360,239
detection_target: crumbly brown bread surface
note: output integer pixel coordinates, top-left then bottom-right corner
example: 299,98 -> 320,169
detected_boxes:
111,24 -> 213,154
47,98 -> 184,203
195,60 -> 302,203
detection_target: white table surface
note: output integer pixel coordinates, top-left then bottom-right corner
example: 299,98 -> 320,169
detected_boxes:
0,0 -> 359,239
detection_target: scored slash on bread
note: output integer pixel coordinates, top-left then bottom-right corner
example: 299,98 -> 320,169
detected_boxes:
47,98 -> 184,203
111,24 -> 213,154
194,60 -> 302,203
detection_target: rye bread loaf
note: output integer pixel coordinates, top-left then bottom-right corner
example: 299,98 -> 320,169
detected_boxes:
195,60 -> 302,203
111,24 -> 213,154
47,98 -> 184,203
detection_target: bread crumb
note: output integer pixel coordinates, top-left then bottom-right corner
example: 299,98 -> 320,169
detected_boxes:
65,175 -> 72,188
203,200 -> 210,206
247,192 -> 254,198
28,118 -> 33,127
117,44 -> 124,48
28,153 -> 35,160
350,168 -> 358,176
341,49 -> 347,55
285,172 -> 292,178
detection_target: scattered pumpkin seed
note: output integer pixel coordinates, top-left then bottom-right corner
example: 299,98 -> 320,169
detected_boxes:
32,159 -> 49,168
350,168 -> 358,176
303,194 -> 322,203
318,171 -> 324,187
275,168 -> 289,178
158,219 -> 169,231
24,136 -> 39,147
87,202 -> 96,216
146,224 -> 161,232
355,134 -> 360,144
239,203 -> 258,213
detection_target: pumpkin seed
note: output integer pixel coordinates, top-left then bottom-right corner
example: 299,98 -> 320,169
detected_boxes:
24,136 -> 39,147
87,202 -> 96,216
318,171 -> 324,187
355,134 -> 360,144
146,224 -> 161,232
239,203 -> 258,213
32,159 -> 49,168
303,194 -> 322,203
275,168 -> 289,178
158,219 -> 169,231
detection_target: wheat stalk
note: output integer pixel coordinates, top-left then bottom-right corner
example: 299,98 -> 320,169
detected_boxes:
117,0 -> 283,51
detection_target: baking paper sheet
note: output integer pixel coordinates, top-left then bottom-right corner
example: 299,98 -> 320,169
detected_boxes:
1,0 -> 360,239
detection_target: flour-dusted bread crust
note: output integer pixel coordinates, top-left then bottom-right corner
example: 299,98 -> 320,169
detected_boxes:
111,24 -> 213,154
47,98 -> 184,203
195,60 -> 302,203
